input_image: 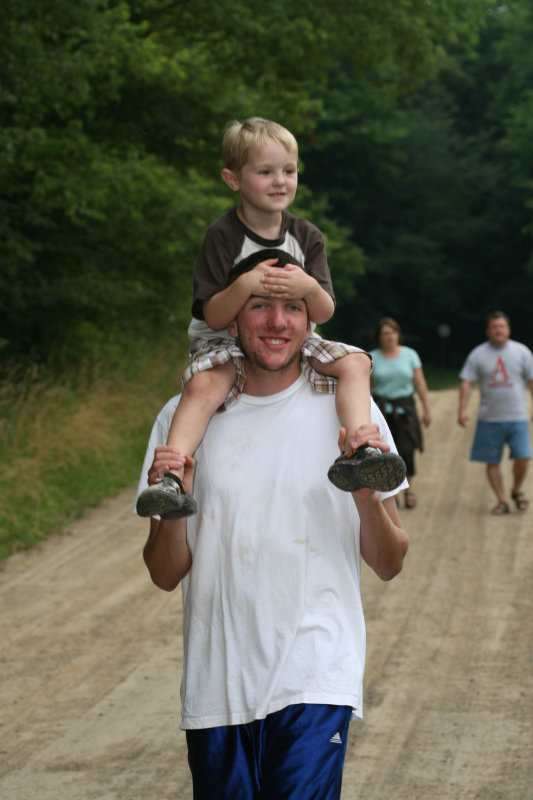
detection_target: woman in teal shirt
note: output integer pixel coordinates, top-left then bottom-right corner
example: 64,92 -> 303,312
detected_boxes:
370,317 -> 431,508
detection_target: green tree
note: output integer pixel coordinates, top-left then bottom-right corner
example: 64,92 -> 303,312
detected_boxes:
302,3 -> 533,362
0,0 -> 488,366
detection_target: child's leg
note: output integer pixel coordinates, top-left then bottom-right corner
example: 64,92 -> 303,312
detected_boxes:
309,353 -> 406,493
166,362 -> 237,478
310,353 -> 371,454
136,362 -> 236,519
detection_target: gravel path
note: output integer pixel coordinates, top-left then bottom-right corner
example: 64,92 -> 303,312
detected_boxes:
1,389 -> 531,799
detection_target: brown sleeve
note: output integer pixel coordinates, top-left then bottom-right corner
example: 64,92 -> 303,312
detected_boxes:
191,215 -> 242,319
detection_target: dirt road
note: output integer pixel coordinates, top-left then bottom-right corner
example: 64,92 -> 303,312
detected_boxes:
1,389 -> 532,800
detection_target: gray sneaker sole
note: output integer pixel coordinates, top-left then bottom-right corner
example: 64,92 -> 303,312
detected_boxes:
328,452 -> 406,492
136,487 -> 197,519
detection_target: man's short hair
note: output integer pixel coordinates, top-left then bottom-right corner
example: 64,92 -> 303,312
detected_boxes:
222,117 -> 298,171
486,310 -> 510,326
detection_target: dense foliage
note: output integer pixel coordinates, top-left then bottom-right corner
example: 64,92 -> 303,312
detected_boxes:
302,3 -> 533,362
4,0 -> 533,372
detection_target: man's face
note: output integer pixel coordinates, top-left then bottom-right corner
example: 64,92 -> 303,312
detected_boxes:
486,316 -> 510,348
229,296 -> 310,376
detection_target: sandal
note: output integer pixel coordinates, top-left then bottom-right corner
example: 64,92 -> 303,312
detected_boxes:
404,490 -> 417,509
511,490 -> 529,511
491,501 -> 510,516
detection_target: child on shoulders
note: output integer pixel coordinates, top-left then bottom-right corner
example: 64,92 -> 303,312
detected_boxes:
136,117 -> 405,519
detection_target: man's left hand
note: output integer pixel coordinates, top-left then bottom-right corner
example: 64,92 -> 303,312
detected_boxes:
338,424 -> 391,454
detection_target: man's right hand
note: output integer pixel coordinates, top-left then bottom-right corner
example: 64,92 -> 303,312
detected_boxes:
147,446 -> 196,494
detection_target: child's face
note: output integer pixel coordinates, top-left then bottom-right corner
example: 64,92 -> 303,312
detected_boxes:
228,139 -> 298,215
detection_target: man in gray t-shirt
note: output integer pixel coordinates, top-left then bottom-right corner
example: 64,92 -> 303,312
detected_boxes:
458,311 -> 533,515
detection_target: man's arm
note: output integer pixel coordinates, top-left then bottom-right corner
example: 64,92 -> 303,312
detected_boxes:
355,491 -> 408,581
338,424 -> 408,581
142,447 -> 194,591
458,379 -> 472,427
143,517 -> 192,592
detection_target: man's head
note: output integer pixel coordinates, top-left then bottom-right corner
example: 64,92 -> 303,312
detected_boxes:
221,118 -> 298,172
485,311 -> 511,348
228,295 -> 310,394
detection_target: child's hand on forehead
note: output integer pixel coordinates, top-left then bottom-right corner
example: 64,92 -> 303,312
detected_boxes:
245,258 -> 280,295
262,263 -> 316,299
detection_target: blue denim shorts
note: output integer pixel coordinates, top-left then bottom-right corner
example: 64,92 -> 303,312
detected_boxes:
470,420 -> 531,463
186,703 -> 352,800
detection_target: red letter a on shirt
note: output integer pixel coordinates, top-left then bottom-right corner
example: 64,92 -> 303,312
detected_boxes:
490,356 -> 509,385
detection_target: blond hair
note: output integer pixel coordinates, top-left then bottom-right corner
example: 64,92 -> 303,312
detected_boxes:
222,117 -> 298,171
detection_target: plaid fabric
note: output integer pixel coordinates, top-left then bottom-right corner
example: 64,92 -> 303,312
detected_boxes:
183,337 -> 247,410
301,335 -> 368,393
183,335 -> 369,410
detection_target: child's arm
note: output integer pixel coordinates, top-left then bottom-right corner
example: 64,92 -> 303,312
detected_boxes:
262,263 -> 334,324
203,258 -> 279,330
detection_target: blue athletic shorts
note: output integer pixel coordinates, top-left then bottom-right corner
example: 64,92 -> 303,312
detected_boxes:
470,420 -> 531,463
185,703 -> 353,799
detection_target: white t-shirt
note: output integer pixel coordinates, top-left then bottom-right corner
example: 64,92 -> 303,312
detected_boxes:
137,375 -> 404,730
459,340 -> 533,421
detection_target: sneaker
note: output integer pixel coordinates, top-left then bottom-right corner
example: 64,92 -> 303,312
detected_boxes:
136,472 -> 197,520
327,445 -> 406,493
